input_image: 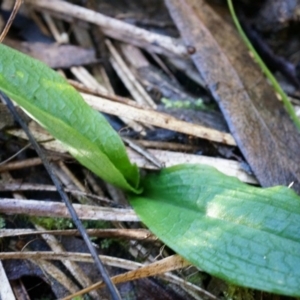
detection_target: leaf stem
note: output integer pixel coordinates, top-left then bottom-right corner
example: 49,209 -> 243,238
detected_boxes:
227,0 -> 300,130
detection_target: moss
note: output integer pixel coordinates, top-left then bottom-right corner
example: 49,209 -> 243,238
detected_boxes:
100,238 -> 114,249
30,216 -> 111,231
0,216 -> 5,229
224,284 -> 254,300
161,97 -> 215,111
185,271 -> 205,286
30,216 -> 75,230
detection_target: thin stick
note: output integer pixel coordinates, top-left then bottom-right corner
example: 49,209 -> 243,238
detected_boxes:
0,228 -> 155,240
0,143 -> 31,166
0,198 -> 139,221
25,0 -> 187,57
0,0 -> 23,42
0,92 -> 121,300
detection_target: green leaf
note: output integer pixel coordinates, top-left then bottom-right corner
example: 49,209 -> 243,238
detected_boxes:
0,44 -> 140,192
129,164 -> 300,296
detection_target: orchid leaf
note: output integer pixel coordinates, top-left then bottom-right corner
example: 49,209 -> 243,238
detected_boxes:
0,44 -> 140,192
129,164 -> 300,296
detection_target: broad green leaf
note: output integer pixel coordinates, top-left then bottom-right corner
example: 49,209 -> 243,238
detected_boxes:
0,44 -> 140,192
129,164 -> 300,296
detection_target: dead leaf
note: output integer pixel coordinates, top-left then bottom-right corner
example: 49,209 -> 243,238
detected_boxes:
4,39 -> 97,68
165,0 -> 300,192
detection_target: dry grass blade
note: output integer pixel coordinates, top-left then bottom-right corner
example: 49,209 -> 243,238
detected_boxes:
0,181 -> 113,203
0,228 -> 155,240
35,224 -> 100,299
0,251 -> 216,298
61,255 -> 191,300
83,93 -> 236,145
0,157 -> 56,172
0,0 -> 22,42
106,39 -> 157,109
35,259 -> 80,294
